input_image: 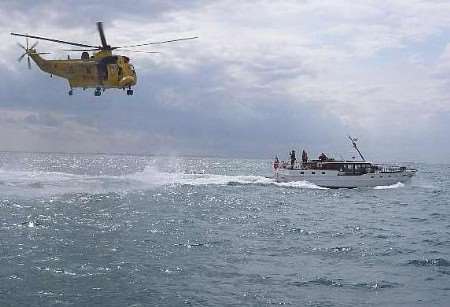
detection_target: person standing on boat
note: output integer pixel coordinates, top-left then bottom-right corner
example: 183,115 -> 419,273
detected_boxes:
302,150 -> 308,163
273,156 -> 280,170
319,152 -> 328,161
290,150 -> 296,169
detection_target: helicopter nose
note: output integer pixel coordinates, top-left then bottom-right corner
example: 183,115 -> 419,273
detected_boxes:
119,75 -> 136,87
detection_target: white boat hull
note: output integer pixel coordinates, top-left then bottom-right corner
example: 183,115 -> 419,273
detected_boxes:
275,169 -> 415,188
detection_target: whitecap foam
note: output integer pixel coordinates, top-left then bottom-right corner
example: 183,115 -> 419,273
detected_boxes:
374,182 -> 405,190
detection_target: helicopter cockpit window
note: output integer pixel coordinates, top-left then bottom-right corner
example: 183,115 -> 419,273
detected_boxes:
129,65 -> 136,75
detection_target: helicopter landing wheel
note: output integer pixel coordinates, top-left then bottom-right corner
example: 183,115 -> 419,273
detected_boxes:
126,89 -> 134,96
94,88 -> 102,96
68,89 -> 73,96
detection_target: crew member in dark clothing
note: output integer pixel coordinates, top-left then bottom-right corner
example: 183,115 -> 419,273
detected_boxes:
273,156 -> 280,170
290,150 -> 296,169
318,152 -> 328,161
302,150 -> 308,163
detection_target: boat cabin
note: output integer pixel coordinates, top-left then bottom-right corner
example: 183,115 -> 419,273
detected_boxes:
302,160 -> 375,175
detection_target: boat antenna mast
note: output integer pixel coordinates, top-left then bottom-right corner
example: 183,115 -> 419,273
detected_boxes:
348,135 -> 366,161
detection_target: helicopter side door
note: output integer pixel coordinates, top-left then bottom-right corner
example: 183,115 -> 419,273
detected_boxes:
97,63 -> 108,84
107,64 -> 119,85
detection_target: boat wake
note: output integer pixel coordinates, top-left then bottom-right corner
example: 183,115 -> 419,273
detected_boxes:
374,182 -> 405,190
125,166 -> 326,189
0,166 -> 325,197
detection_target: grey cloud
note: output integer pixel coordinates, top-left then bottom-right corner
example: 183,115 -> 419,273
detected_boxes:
1,1 -> 208,27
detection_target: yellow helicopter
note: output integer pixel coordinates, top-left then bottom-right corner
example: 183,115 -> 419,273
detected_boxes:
11,22 -> 197,96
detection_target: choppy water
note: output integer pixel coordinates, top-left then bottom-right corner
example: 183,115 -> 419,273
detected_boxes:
0,152 -> 448,306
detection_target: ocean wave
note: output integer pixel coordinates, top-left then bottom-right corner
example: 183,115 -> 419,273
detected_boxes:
290,277 -> 343,288
310,246 -> 354,255
352,280 -> 399,289
290,278 -> 398,289
407,258 -> 450,267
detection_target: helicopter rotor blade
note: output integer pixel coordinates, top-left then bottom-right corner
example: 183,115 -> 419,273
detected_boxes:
116,49 -> 161,54
63,48 -> 101,52
97,22 -> 109,49
11,32 -> 98,48
17,42 -> 26,51
17,53 -> 26,62
27,56 -> 31,69
115,36 -> 198,48
30,41 -> 39,50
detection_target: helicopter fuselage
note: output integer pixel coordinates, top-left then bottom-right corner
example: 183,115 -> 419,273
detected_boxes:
29,49 -> 137,91
12,21 -> 196,96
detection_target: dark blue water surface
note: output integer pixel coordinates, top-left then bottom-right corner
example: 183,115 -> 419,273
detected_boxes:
0,152 -> 449,306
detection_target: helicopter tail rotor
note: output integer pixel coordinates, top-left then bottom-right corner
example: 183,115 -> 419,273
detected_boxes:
17,37 -> 49,69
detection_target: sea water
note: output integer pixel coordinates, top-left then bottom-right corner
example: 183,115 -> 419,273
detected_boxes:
0,152 -> 448,306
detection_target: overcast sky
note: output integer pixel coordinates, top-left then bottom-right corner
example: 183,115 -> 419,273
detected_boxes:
1,0 -> 449,161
